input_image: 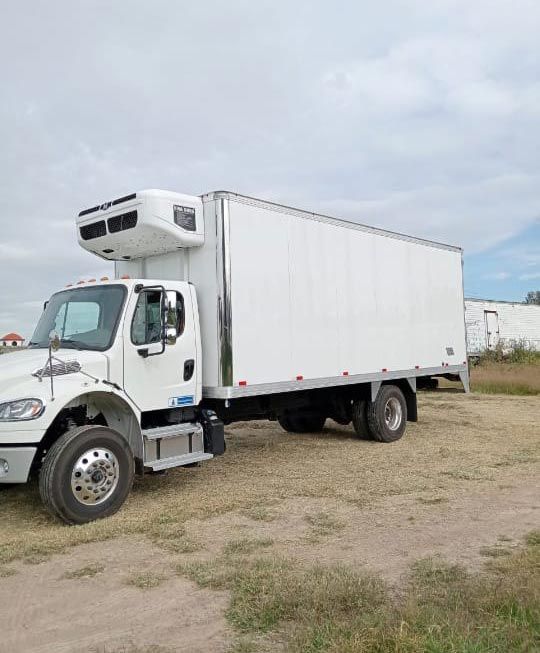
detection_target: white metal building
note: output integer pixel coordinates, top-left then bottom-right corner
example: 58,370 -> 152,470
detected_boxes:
0,332 -> 25,348
465,298 -> 540,353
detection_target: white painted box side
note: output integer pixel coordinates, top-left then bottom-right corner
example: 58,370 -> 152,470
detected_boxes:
228,200 -> 467,386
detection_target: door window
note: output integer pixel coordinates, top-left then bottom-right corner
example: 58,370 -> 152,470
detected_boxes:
131,291 -> 163,345
131,290 -> 186,346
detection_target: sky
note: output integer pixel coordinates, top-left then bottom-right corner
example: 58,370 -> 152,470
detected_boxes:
1,0 -> 539,339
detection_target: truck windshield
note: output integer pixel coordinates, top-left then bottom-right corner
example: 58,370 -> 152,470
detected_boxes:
28,285 -> 127,351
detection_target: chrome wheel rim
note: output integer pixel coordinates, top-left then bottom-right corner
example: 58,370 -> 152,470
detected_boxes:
384,397 -> 402,431
71,448 -> 119,505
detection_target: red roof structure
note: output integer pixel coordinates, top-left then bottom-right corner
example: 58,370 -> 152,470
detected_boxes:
1,333 -> 25,342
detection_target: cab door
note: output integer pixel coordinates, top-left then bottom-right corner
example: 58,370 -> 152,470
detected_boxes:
122,282 -> 198,412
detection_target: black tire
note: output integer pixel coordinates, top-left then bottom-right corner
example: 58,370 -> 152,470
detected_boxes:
351,399 -> 371,439
366,385 -> 407,443
278,410 -> 327,434
39,425 -> 135,525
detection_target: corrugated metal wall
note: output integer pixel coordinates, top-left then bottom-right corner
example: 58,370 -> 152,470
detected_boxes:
465,299 -> 540,353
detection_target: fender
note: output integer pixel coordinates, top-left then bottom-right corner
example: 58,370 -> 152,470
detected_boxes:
41,390 -> 143,461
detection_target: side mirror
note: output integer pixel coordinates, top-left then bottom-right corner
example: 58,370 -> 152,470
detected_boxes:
49,330 -> 61,352
164,291 -> 178,345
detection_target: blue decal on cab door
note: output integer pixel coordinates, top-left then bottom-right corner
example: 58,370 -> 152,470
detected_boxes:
168,396 -> 194,407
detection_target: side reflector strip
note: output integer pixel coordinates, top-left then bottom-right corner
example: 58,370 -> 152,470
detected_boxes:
343,371 -> 349,376
239,381 -> 247,386
296,375 -> 303,381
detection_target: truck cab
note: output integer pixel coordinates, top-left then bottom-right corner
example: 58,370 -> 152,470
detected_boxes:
0,191 -> 225,524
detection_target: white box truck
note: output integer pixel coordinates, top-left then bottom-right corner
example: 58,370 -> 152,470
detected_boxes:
0,190 -> 469,524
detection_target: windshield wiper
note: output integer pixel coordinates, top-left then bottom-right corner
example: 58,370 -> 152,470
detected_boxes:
60,339 -> 86,350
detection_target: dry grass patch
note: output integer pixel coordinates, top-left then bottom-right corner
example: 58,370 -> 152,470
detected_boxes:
479,545 -> 512,558
62,562 -> 105,579
0,566 -> 16,578
224,537 -> 274,555
471,361 -> 540,396
126,571 -> 167,590
526,530 -> 540,546
1,394 -> 539,566
242,505 -> 278,522
88,645 -> 174,653
303,511 -> 345,542
178,532 -> 540,652
417,495 -> 449,505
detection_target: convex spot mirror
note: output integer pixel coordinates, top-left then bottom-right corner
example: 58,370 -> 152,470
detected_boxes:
164,290 -> 178,345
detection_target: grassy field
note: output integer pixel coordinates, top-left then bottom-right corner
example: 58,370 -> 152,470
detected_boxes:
181,533 -> 540,653
471,362 -> 540,395
469,347 -> 540,396
0,346 -> 24,355
1,392 -> 539,566
1,391 -> 539,652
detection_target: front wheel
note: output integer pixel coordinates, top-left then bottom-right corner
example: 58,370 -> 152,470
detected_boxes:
39,425 -> 135,525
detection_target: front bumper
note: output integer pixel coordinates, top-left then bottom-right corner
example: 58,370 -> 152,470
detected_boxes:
0,447 -> 37,483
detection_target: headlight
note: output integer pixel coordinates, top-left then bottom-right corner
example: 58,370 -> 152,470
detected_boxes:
0,399 -> 45,421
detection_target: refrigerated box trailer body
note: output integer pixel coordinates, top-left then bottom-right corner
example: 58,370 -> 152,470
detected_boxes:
0,189 -> 469,524
115,191 -> 469,401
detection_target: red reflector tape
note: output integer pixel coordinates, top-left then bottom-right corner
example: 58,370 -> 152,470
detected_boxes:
382,368 -> 388,372
296,375 -> 304,381
239,380 -> 247,386
415,365 -> 420,369
343,371 -> 349,376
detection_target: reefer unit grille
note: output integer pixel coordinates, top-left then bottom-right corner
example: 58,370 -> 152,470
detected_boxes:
79,220 -> 106,241
107,210 -> 138,234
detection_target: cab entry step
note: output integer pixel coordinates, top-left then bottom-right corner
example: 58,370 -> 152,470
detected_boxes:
142,423 -> 203,440
143,422 -> 210,470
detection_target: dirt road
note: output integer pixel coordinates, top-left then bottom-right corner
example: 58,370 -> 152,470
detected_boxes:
0,392 -> 538,652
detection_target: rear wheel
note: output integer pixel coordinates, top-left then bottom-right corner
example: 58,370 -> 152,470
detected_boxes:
278,410 -> 326,433
351,399 -> 371,439
39,425 -> 135,525
366,385 -> 407,443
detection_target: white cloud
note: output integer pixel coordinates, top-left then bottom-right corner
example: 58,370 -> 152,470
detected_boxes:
482,272 -> 511,280
519,272 -> 540,281
0,243 -> 36,262
0,0 -> 540,335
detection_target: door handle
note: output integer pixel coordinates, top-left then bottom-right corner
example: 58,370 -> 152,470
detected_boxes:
184,359 -> 195,381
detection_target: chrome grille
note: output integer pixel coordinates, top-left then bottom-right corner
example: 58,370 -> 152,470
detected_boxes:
33,360 -> 82,378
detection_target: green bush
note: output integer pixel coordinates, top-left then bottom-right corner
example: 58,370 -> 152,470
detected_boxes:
477,340 -> 540,365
